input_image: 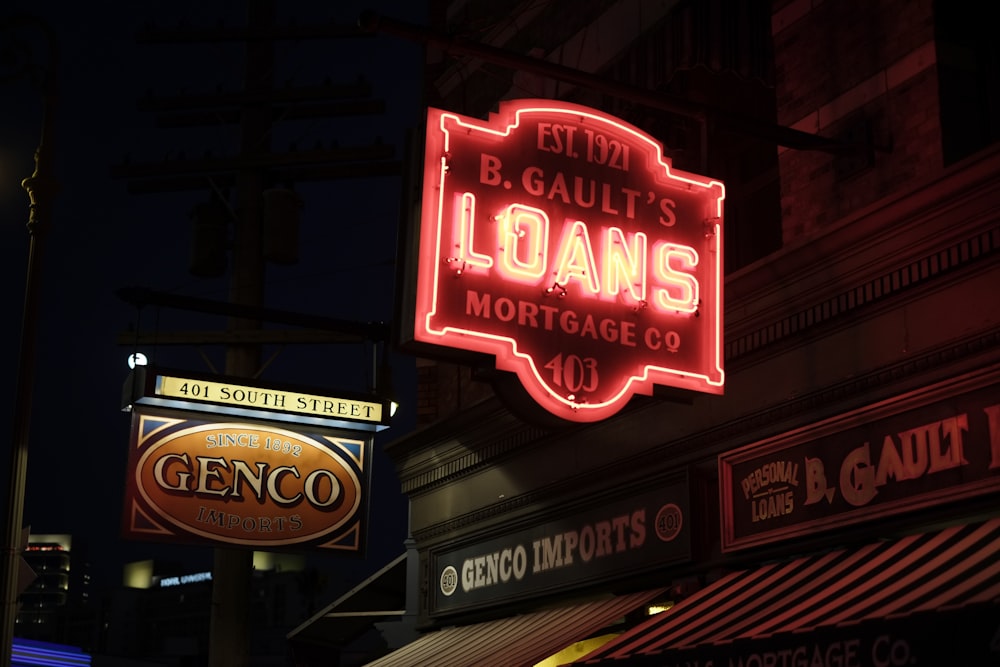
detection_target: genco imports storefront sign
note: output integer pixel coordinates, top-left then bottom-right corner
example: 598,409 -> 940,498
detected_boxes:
431,479 -> 690,614
719,372 -> 1000,551
408,100 -> 725,422
123,409 -> 370,552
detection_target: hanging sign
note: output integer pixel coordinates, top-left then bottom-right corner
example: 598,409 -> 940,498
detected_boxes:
122,407 -> 372,553
408,100 -> 725,422
120,367 -> 379,553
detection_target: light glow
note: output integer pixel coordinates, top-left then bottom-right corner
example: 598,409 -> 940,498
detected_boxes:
647,603 -> 674,615
603,227 -> 647,304
498,203 -> 549,281
552,220 -> 600,294
653,243 -> 700,313
159,571 -> 212,587
136,373 -> 389,432
454,192 -> 493,271
127,352 -> 148,369
12,639 -> 90,667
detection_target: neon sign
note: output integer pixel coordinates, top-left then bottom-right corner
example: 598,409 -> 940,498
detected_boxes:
413,100 -> 725,422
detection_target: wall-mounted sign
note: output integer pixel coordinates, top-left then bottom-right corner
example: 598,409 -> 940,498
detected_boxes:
122,407 -> 371,553
431,479 -> 690,615
159,571 -> 212,588
407,100 -> 725,422
719,372 -> 1000,552
122,365 -> 390,432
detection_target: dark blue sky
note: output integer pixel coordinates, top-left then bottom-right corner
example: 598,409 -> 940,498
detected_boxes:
1,1 -> 426,591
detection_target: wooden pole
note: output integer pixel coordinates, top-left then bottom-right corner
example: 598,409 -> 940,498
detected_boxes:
207,2 -> 273,665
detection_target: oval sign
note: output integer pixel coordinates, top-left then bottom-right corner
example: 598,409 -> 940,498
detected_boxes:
134,421 -> 362,547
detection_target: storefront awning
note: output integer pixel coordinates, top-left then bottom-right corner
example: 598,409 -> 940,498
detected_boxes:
574,517 -> 1000,665
362,588 -> 666,667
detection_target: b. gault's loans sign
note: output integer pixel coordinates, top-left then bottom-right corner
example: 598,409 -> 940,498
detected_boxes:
411,100 -> 725,422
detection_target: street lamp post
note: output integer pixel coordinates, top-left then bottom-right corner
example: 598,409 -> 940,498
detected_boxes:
0,14 -> 58,667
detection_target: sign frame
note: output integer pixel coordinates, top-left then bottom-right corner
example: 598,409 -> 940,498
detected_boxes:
120,366 -> 386,553
401,100 -> 725,423
122,405 -> 373,554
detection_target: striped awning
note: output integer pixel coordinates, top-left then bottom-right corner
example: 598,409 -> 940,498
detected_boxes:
362,588 -> 665,667
575,517 -> 1000,665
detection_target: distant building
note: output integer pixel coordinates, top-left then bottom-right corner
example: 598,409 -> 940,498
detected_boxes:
14,538 -> 328,665
16,534 -> 94,650
98,552 -> 321,666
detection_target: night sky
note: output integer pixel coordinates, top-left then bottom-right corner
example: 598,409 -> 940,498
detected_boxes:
0,1 -> 426,593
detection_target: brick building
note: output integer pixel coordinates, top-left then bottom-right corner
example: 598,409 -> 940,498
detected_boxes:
303,1 -> 999,664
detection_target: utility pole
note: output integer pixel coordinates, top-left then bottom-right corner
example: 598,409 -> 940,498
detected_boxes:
0,15 -> 58,667
206,2 -> 271,663
112,3 -> 399,664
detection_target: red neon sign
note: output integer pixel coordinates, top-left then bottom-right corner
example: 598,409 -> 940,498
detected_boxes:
413,100 -> 725,422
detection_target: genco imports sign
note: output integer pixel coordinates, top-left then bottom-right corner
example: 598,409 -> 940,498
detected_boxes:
409,100 -> 725,422
431,480 -> 690,614
122,408 -> 371,553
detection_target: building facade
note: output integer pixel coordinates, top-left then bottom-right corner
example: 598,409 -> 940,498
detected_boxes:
368,0 -> 999,664
101,554 -> 321,666
16,534 -> 95,651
